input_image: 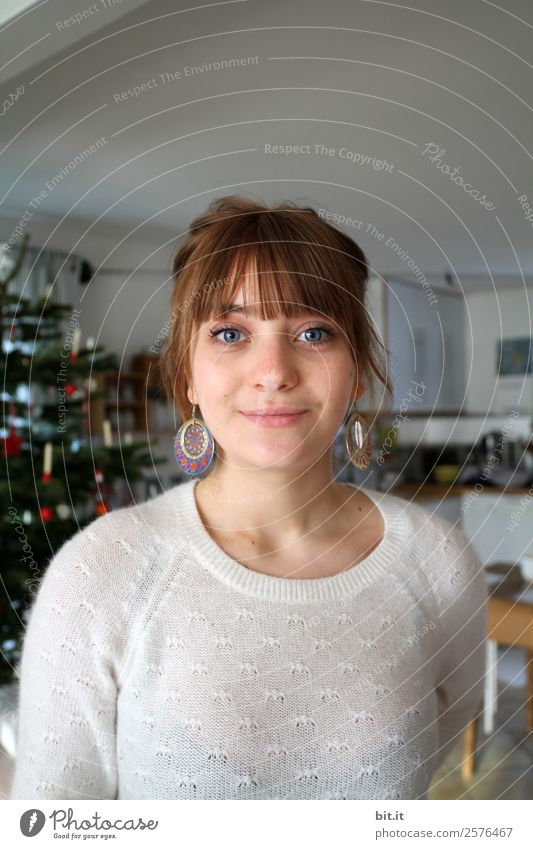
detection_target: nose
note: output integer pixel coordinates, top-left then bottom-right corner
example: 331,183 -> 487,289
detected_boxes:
250,332 -> 298,393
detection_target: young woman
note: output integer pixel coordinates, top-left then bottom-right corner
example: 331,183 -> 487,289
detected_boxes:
11,196 -> 487,800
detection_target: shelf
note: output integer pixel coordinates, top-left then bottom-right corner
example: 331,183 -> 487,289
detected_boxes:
364,410 -> 533,419
88,355 -> 162,435
104,400 -> 146,408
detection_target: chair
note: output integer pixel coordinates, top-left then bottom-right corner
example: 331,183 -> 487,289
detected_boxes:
461,563 -> 533,781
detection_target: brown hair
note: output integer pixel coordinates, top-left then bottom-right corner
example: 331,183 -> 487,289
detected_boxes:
159,195 -> 392,422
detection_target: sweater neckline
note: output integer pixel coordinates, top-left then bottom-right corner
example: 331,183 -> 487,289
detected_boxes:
170,477 -> 408,603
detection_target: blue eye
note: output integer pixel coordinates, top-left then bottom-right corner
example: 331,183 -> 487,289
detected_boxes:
209,325 -> 244,344
208,324 -> 336,346
300,326 -> 335,344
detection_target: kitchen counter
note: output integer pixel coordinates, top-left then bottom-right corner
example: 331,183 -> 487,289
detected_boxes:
393,482 -> 533,501
390,483 -> 533,569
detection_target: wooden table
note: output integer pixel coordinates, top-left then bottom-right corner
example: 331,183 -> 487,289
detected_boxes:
461,564 -> 533,781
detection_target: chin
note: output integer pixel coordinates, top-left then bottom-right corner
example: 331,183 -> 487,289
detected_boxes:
233,448 -> 317,473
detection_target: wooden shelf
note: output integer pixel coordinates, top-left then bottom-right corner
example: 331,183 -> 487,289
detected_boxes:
364,410 -> 533,419
89,354 -> 163,435
104,400 -> 146,408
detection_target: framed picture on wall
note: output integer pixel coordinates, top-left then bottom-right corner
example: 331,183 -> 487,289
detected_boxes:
494,336 -> 533,413
497,337 -> 532,376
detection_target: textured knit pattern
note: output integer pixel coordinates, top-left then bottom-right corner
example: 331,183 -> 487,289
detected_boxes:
10,479 -> 488,800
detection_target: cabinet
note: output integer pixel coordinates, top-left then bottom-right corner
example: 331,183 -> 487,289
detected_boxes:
415,497 -> 463,526
461,492 -> 533,568
385,278 -> 465,412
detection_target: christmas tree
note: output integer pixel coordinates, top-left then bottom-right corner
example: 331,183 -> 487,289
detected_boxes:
0,236 -> 164,685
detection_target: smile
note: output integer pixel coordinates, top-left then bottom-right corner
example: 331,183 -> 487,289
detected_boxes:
239,410 -> 309,428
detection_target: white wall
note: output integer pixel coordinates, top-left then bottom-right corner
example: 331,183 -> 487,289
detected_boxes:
366,274 -> 533,415
0,208 -> 176,367
4,208 -> 533,417
464,283 -> 533,414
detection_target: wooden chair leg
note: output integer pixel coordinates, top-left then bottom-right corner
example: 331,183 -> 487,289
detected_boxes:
461,713 -> 478,782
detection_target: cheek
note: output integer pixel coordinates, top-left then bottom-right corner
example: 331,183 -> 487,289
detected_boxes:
313,355 -> 354,390
206,361 -> 236,391
192,359 -> 236,413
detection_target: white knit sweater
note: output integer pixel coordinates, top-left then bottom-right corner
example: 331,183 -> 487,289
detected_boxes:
10,479 -> 488,800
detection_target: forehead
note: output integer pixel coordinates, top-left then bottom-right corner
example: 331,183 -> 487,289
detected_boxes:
203,250 -> 342,324
219,285 -> 325,320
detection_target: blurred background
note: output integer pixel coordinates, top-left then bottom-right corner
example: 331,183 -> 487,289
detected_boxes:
1,0 -> 533,800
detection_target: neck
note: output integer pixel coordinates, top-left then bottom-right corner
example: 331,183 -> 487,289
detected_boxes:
194,464 -> 354,544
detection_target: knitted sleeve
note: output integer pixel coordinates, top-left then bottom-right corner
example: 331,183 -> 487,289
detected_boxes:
10,522 -> 122,800
431,525 -> 488,775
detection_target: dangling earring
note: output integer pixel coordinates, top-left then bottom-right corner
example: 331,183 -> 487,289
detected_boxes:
174,404 -> 215,476
345,405 -> 372,469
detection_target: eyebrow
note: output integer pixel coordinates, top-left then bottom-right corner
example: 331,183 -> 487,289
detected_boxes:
220,304 -> 321,318
222,304 -> 257,316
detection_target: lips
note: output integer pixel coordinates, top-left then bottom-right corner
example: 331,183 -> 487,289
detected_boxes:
239,408 -> 309,428
240,407 -> 308,416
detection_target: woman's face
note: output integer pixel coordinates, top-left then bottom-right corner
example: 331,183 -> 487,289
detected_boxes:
187,279 -> 364,474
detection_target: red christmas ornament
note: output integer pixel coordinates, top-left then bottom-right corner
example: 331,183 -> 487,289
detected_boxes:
95,501 -> 108,515
40,506 -> 53,521
3,427 -> 23,457
41,471 -> 51,483
65,383 -> 77,396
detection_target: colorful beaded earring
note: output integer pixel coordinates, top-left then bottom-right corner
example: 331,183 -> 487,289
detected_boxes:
174,404 -> 215,476
345,405 -> 372,470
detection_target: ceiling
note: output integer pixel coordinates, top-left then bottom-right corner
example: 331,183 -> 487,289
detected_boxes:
1,0 -> 532,284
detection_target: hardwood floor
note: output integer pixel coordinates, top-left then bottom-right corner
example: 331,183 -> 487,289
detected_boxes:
0,746 -> 13,798
427,684 -> 533,799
